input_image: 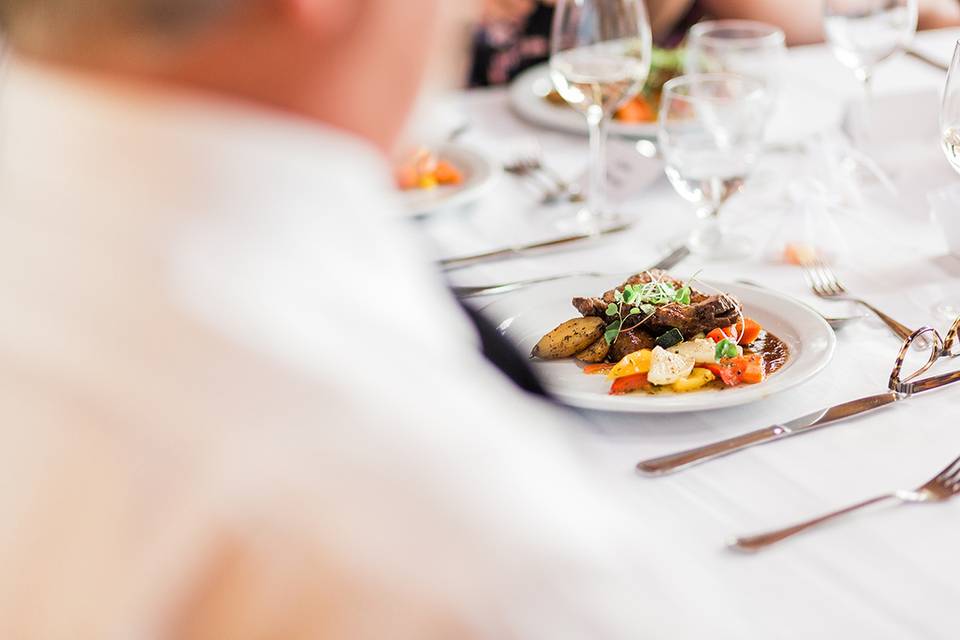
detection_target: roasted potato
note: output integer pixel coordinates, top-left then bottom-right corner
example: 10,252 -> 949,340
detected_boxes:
532,317 -> 605,359
575,337 -> 611,363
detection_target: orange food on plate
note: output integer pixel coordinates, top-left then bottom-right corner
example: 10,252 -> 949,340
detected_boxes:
609,372 -> 649,395
395,148 -> 463,191
707,317 -> 763,347
582,363 -> 616,375
434,160 -> 463,186
615,97 -> 657,123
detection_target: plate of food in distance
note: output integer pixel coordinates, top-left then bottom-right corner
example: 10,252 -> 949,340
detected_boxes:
487,271 -> 836,413
508,48 -> 684,139
395,144 -> 499,217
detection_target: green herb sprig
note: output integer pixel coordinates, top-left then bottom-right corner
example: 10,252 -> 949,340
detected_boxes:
602,273 -> 697,346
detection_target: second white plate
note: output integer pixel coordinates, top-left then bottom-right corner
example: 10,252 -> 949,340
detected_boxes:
398,144 -> 499,218
486,278 -> 836,413
509,64 -> 659,139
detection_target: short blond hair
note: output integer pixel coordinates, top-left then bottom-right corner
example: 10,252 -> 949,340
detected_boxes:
0,0 -> 236,54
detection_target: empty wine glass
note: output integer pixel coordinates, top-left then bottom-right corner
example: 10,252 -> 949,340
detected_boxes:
685,20 -> 786,117
823,0 -> 918,146
933,40 -> 960,321
550,0 -> 652,230
658,74 -> 768,258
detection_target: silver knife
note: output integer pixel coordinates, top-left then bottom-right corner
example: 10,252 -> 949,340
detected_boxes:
636,369 -> 960,476
451,244 -> 691,298
439,223 -> 633,270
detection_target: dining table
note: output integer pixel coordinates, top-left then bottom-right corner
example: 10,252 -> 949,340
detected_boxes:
414,27 -> 960,640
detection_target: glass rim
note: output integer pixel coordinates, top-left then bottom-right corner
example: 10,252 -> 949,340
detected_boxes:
661,73 -> 768,103
688,19 -> 786,48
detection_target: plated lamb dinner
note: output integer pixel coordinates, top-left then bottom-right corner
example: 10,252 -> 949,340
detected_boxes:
531,271 -> 789,396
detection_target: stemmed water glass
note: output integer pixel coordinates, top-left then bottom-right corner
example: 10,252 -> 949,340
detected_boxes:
823,0 -> 918,147
933,41 -> 960,321
658,74 -> 768,258
550,0 -> 652,230
685,20 -> 786,115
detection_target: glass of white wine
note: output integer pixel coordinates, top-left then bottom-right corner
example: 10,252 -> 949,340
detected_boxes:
823,0 -> 918,146
550,0 -> 652,230
933,40 -> 960,321
658,74 -> 768,258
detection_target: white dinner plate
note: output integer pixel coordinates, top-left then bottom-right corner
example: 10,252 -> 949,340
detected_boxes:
398,144 -> 499,217
486,278 -> 836,413
508,63 -> 843,143
509,64 -> 659,139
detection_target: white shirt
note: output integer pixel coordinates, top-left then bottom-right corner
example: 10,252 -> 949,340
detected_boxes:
0,59 -> 665,639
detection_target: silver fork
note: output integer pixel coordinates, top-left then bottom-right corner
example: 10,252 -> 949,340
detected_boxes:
732,452 -> 960,551
801,258 -> 919,344
504,156 -> 583,205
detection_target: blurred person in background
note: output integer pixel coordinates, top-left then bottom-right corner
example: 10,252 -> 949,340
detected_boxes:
0,0 -> 669,638
471,0 -> 960,85
471,0 -> 697,85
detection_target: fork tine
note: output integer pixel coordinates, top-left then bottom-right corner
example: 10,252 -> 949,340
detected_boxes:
809,263 -> 832,297
934,454 -> 960,484
816,259 -> 847,295
808,259 -> 833,294
801,261 -> 824,294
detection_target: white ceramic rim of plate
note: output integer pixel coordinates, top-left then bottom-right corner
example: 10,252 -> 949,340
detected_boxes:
508,63 -> 659,139
398,143 -> 500,218
486,277 -> 837,413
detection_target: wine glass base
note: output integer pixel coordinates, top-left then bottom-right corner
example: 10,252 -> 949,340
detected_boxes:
689,226 -> 754,260
551,205 -> 623,236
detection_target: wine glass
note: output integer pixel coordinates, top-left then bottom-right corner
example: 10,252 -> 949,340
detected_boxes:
933,40 -> 960,321
823,0 -> 918,147
685,20 -> 786,115
550,0 -> 652,230
658,74 -> 768,258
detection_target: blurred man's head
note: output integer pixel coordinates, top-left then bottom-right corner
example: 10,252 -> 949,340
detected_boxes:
0,0 -> 472,150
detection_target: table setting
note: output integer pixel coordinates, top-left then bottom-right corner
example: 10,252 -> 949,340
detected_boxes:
394,1 -> 960,635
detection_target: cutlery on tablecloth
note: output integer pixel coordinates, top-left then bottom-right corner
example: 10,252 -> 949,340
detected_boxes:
637,325 -> 960,476
439,222 -> 636,270
504,156 -> 583,205
451,245 -> 691,297
904,46 -> 950,73
731,451 -> 960,551
735,280 -> 864,331
801,257 -> 927,348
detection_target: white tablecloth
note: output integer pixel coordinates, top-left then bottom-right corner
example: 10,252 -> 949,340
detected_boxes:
418,29 -> 960,639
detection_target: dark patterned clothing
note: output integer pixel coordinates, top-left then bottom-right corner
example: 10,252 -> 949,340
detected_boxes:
468,2 -> 704,87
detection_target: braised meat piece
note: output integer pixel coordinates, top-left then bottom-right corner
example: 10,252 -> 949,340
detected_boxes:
572,270 -> 742,340
608,329 -> 657,362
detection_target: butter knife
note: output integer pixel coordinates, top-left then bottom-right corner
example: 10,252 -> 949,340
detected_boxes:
451,244 -> 691,298
439,223 -> 633,270
636,370 -> 960,476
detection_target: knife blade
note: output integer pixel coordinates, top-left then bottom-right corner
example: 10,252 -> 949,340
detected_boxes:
438,222 -> 632,270
636,392 -> 899,476
450,244 -> 691,298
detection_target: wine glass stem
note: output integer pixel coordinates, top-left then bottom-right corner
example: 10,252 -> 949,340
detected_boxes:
586,106 -> 608,220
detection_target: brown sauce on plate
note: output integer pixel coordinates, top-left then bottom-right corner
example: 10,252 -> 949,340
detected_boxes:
747,331 -> 790,378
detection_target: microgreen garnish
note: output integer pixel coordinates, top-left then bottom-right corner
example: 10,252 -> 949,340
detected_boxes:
715,338 -> 739,361
604,320 -> 622,345
602,271 -> 702,345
